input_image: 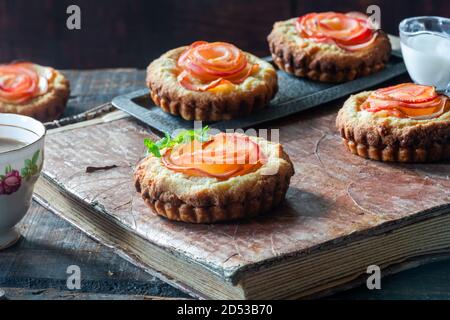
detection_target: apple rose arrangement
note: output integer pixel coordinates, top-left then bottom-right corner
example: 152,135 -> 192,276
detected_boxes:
0,62 -> 54,104
176,41 -> 259,92
296,12 -> 378,51
144,127 -> 266,180
361,83 -> 447,119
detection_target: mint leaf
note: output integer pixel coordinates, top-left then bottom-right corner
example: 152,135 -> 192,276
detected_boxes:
155,133 -> 172,149
144,138 -> 161,158
143,127 -> 210,158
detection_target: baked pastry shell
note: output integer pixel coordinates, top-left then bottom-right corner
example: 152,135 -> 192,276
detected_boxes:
336,91 -> 450,162
134,136 -> 295,223
267,18 -> 391,83
0,69 -> 70,123
146,47 -> 278,121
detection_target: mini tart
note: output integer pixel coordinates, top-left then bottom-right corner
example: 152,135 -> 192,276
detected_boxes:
0,63 -> 70,122
267,17 -> 391,83
336,91 -> 450,162
146,45 -> 278,121
134,134 -> 294,223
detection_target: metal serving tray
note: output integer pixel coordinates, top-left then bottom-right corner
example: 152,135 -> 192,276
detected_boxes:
112,51 -> 406,133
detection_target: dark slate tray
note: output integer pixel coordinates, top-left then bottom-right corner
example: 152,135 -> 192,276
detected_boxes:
112,51 -> 405,133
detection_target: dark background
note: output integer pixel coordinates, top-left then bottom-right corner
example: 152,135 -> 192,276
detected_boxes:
0,0 -> 448,69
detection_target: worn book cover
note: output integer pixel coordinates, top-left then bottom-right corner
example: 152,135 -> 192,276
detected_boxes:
34,108 -> 450,299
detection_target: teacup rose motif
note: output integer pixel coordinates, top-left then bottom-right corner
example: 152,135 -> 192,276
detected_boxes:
0,167 -> 22,195
0,113 -> 45,250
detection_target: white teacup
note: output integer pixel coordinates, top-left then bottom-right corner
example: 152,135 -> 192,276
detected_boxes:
0,114 -> 45,250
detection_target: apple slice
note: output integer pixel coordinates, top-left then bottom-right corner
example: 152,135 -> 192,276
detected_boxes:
162,133 -> 266,180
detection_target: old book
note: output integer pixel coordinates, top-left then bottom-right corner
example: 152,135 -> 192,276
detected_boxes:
34,109 -> 450,299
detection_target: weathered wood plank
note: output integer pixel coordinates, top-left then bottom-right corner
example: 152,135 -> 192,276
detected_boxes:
0,202 -> 188,298
0,287 -> 186,300
61,69 -> 146,117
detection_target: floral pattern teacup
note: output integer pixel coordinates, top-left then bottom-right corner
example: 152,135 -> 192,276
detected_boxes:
0,114 -> 45,250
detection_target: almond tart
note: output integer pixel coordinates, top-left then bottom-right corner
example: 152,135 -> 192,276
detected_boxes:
267,12 -> 391,83
336,83 -> 450,162
146,41 -> 278,121
134,131 -> 294,223
0,62 -> 70,122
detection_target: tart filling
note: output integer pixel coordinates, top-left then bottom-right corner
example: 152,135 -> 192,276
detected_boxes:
135,129 -> 295,223
177,41 -> 259,93
360,83 -> 447,119
296,12 -> 377,51
0,62 -> 55,104
162,133 -> 266,180
336,84 -> 450,162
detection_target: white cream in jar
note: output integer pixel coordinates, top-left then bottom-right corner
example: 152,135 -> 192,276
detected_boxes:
401,34 -> 450,90
400,16 -> 450,92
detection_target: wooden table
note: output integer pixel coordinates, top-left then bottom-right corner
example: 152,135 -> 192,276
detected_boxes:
1,70 -> 450,300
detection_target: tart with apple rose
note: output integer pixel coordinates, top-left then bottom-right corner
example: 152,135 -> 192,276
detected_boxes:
134,128 -> 294,223
146,41 -> 278,121
0,62 -> 70,122
336,83 -> 450,162
267,12 -> 391,82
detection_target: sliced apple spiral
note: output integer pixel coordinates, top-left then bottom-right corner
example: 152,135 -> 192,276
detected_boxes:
162,133 -> 266,180
361,83 -> 447,119
177,41 -> 259,92
295,12 -> 378,51
0,62 -> 54,104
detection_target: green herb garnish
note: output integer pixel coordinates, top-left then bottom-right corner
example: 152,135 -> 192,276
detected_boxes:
144,126 -> 210,158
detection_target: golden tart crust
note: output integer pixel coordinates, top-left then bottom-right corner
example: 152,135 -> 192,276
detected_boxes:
0,69 -> 70,123
146,47 -> 278,121
134,135 -> 294,223
336,91 -> 450,162
267,18 -> 391,83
